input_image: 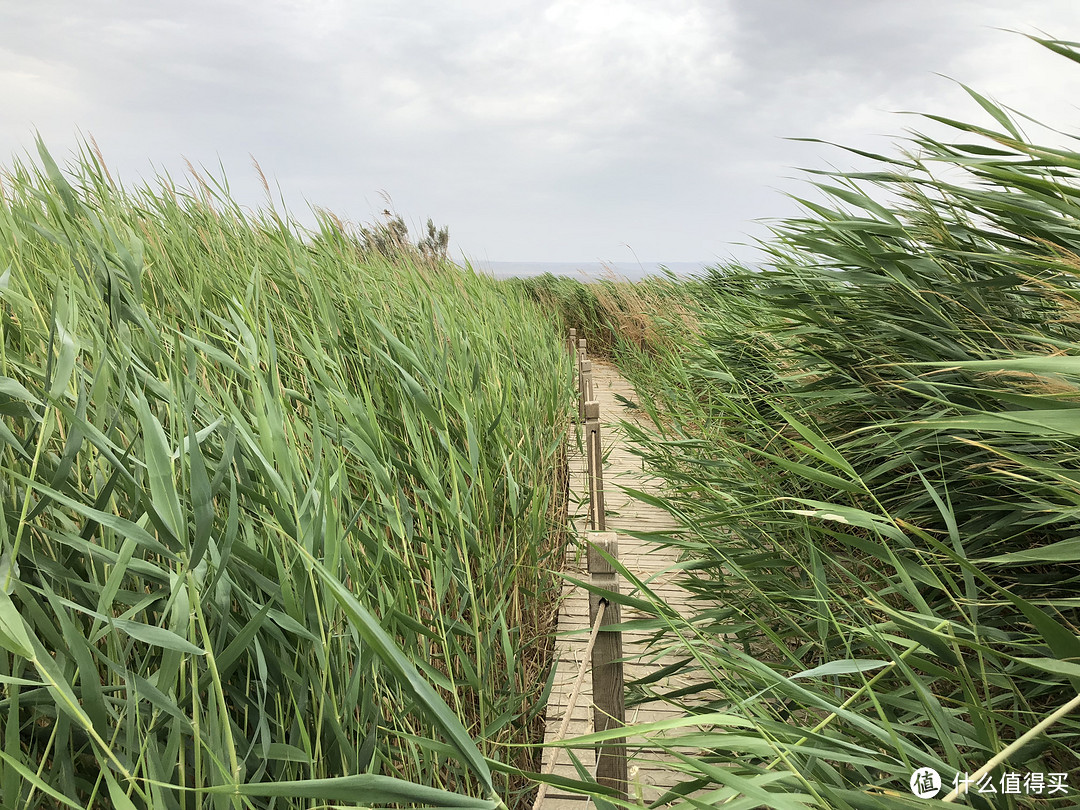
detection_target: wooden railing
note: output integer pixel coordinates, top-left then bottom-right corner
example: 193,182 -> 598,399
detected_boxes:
570,332 -> 627,797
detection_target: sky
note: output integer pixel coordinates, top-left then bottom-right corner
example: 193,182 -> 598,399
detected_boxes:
4,1 -> 1080,268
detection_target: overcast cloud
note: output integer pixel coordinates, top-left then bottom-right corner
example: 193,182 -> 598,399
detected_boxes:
4,1 -> 1080,265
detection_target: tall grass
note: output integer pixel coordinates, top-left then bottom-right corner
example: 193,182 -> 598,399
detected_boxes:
0,141 -> 572,808
510,273 -> 702,360
562,34 -> 1080,809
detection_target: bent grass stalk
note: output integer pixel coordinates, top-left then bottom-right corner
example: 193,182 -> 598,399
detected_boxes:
942,692 -> 1080,803
746,617 -> 953,787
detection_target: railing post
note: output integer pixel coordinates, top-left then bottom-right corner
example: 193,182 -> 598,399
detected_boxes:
576,338 -> 587,422
567,327 -> 577,357
579,359 -> 592,422
584,400 -> 605,532
587,532 -> 626,799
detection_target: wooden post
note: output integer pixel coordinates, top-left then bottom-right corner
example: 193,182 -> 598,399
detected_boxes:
587,532 -> 626,798
576,338 -> 588,422
579,359 -> 592,422
584,400 -> 605,531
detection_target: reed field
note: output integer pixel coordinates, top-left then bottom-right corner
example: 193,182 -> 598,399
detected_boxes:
511,272 -> 702,359
0,141 -> 574,808
8,29 -> 1080,810
524,34 -> 1080,810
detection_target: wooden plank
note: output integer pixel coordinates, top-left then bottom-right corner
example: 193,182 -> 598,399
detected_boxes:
537,799 -> 590,810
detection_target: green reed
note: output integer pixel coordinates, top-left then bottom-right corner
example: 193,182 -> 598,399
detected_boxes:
0,141 -> 573,809
538,34 -> 1080,810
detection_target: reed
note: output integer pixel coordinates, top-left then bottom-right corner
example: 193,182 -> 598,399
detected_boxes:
553,33 -> 1080,809
0,141 -> 573,808
510,272 -> 702,360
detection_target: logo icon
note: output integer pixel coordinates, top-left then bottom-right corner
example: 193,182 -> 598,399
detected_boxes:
911,768 -> 942,798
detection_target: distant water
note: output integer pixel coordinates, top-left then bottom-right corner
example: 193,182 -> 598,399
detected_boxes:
466,260 -> 712,282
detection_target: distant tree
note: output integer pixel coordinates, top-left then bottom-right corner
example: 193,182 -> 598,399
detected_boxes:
359,211 -> 449,263
418,218 -> 450,262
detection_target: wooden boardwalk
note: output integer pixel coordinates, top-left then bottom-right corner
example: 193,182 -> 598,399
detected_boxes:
538,360 -> 711,808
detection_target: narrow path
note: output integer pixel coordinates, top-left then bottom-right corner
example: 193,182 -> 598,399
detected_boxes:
538,360 -> 709,808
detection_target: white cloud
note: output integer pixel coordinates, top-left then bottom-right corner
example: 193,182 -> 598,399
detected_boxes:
332,0 -> 738,159
3,1 -> 1080,261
